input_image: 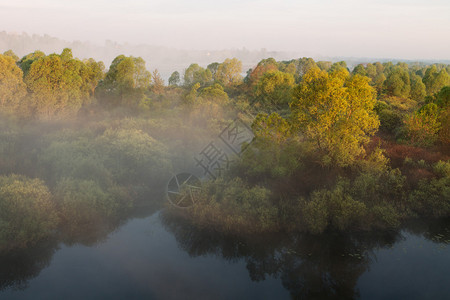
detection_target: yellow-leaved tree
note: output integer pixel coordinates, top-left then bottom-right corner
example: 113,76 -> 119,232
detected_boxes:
0,54 -> 27,115
290,67 -> 379,167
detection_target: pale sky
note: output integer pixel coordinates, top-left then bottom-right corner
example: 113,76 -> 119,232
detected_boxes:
0,0 -> 449,59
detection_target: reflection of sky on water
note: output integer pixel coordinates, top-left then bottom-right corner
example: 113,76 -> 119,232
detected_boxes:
358,232 -> 449,300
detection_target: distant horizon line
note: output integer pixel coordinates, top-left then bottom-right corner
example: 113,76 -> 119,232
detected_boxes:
1,30 -> 450,63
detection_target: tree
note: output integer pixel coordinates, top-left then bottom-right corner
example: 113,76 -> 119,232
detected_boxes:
183,63 -> 212,86
423,66 -> 450,96
373,73 -> 386,94
18,50 -> 46,76
297,57 -> 317,78
239,112 -> 299,178
207,62 -> 220,78
423,65 -> 437,95
432,70 -> 449,96
384,67 -> 411,98
255,70 -> 295,107
404,103 -> 441,147
96,55 -> 151,106
168,71 -> 181,86
432,85 -> 450,108
24,49 -> 89,118
424,86 -> 450,146
81,58 -> 105,96
245,58 -> 278,87
2,50 -> 19,61
280,61 -> 297,76
290,67 -> 379,167
0,54 -> 27,114
316,61 -> 332,72
184,82 -> 201,105
215,58 -> 243,86
252,112 -> 291,144
439,106 -> 450,147
410,74 -> 426,101
352,64 -> 367,76
365,63 -> 377,79
199,83 -> 229,102
151,69 -> 165,94
329,61 -> 348,73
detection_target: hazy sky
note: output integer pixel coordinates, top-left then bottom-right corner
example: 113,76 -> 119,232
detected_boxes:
0,0 -> 449,59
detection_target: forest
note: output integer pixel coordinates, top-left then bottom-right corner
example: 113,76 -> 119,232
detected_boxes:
0,48 -> 449,254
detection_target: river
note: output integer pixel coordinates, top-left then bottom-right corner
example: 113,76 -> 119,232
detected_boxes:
0,210 -> 449,300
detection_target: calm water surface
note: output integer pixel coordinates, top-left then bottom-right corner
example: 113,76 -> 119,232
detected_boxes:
0,210 -> 449,300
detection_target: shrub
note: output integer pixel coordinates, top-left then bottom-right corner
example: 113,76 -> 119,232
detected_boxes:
97,128 -> 172,185
309,182 -> 367,232
434,160 -> 450,177
404,103 -> 441,147
408,177 -> 450,217
378,109 -> 403,133
408,160 -> 450,217
55,178 -> 132,228
189,178 -> 279,234
371,203 -> 401,228
0,175 -> 58,252
301,196 -> 328,234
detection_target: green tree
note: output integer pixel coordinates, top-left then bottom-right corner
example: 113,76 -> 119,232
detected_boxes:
168,71 -> 181,86
410,74 -> 426,101
280,61 -> 297,76
297,57 -> 317,78
352,64 -> 367,76
431,70 -> 449,96
374,62 -> 384,74
423,66 -> 450,96
365,63 -> 377,79
291,67 -> 379,167
373,73 -> 386,94
207,62 -> 220,78
384,67 -> 411,98
423,65 -> 437,95
252,112 -> 291,144
316,61 -> 332,72
81,58 -> 105,96
238,112 -> 299,179
96,55 -> 151,106
184,82 -> 201,105
0,54 -> 27,114
24,49 -> 90,118
199,83 -> 229,102
183,63 -> 212,86
404,103 -> 441,146
423,86 -> 450,145
329,61 -> 348,73
17,50 -> 46,76
255,70 -> 295,107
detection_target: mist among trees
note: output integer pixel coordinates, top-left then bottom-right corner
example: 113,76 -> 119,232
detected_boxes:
0,47 -> 449,256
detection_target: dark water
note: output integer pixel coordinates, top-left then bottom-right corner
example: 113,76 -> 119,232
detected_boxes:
0,210 -> 449,300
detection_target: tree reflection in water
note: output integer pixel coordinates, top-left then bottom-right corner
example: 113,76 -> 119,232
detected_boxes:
0,239 -> 58,291
0,200 -> 162,292
0,208 -> 447,298
161,211 -> 449,300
